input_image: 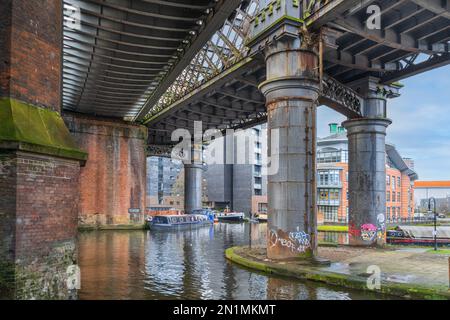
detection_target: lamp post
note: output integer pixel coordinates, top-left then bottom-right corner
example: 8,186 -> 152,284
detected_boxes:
428,197 -> 437,251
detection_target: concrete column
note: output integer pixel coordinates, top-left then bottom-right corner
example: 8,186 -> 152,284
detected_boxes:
260,38 -> 320,260
184,146 -> 203,214
343,77 -> 400,246
0,0 -> 86,299
343,118 -> 391,246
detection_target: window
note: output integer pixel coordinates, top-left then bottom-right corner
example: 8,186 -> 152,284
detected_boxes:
258,202 -> 268,213
318,170 -> 341,187
397,177 -> 401,188
317,189 -> 340,205
397,192 -> 401,202
386,175 -> 390,185
392,176 -> 396,190
319,206 -> 338,223
392,192 -> 396,202
317,150 -> 347,163
387,191 -> 390,202
254,189 -> 262,196
387,207 -> 391,220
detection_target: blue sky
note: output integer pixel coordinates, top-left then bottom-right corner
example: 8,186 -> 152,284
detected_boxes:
317,65 -> 450,181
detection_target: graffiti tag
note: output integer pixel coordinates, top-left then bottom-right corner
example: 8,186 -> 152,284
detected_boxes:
269,229 -> 310,253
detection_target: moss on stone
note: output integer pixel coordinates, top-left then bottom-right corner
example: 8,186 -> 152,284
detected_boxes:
0,98 -> 87,161
0,261 -> 15,299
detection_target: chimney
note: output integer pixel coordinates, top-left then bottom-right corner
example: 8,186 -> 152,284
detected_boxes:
329,123 -> 338,134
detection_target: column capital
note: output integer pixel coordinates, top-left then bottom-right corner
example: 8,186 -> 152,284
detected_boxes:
342,117 -> 392,135
247,0 -> 319,55
348,76 -> 402,100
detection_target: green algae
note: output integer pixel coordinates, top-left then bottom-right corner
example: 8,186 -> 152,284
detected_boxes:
0,97 -> 87,161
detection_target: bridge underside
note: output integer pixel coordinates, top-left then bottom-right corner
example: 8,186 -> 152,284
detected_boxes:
145,0 -> 450,146
62,0 -> 243,119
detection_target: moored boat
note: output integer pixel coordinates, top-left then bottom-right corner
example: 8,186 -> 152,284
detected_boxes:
217,211 -> 245,222
149,214 -> 213,230
257,213 -> 268,222
387,226 -> 450,246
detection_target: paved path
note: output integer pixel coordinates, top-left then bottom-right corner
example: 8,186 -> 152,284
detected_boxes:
318,247 -> 450,290
227,245 -> 450,299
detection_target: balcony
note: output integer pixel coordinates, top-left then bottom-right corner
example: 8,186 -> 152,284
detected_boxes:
317,200 -> 340,206
317,182 -> 342,188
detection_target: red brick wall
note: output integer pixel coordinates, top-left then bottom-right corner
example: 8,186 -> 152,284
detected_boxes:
0,0 -> 62,111
64,113 -> 147,226
400,173 -> 414,218
0,151 -> 80,299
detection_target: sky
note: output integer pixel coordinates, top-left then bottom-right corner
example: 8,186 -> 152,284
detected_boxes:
317,65 -> 450,181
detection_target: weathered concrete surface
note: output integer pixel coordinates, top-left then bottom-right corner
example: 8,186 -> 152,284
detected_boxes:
184,146 -> 203,214
226,246 -> 450,300
343,118 -> 391,246
64,113 -> 147,227
259,38 -> 320,260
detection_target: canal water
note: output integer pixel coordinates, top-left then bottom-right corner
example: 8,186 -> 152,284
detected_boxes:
78,222 -> 378,300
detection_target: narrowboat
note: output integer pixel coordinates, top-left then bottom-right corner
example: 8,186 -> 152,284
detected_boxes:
257,213 -> 268,222
387,226 -> 450,246
216,211 -> 245,222
149,214 -> 213,230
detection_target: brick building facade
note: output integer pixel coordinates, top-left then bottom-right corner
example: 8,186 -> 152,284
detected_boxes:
317,124 -> 417,224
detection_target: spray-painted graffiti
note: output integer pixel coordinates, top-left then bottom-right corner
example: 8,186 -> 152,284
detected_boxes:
376,213 -> 386,241
348,222 -> 361,238
350,215 -> 386,243
361,224 -> 377,242
269,228 -> 311,253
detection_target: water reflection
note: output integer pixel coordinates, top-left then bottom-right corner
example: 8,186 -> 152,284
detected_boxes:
318,231 -> 349,245
78,223 -> 378,300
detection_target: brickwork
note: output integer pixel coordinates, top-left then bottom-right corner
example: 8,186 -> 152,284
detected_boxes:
64,113 -> 147,227
0,0 -> 62,111
0,0 -> 83,300
317,162 -> 414,224
401,173 -> 414,217
0,151 -> 80,299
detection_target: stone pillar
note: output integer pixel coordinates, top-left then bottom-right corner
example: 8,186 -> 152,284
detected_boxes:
0,0 -> 87,299
184,145 -> 203,214
343,77 -> 400,246
64,113 -> 148,227
259,38 -> 320,260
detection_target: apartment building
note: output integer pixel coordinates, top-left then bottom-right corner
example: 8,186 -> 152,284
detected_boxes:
317,123 -> 418,224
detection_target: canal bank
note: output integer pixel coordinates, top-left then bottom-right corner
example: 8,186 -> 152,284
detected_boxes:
226,246 -> 450,300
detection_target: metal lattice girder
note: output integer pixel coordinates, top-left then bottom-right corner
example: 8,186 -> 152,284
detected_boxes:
143,0 -> 260,123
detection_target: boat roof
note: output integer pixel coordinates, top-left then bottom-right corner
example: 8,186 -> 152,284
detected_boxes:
397,226 -> 450,239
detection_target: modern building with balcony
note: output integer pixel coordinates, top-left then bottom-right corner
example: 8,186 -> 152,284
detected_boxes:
147,157 -> 184,210
204,124 -> 268,215
317,124 -> 418,224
